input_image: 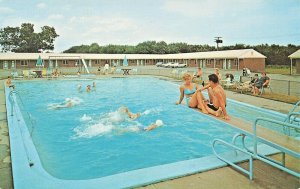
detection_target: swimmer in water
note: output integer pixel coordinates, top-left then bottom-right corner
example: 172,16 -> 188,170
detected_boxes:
86,85 -> 91,92
143,120 -> 164,131
118,106 -> 140,120
49,98 -> 74,109
77,84 -> 82,92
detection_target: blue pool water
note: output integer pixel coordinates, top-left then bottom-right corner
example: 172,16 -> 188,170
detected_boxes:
14,77 -> 291,180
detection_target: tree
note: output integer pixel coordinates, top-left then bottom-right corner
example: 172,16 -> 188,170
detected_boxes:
0,23 -> 59,52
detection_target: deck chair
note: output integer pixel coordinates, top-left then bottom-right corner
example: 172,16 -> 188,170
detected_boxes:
115,68 -> 122,74
11,71 -> 23,79
41,69 -> 48,77
132,68 -> 138,75
171,69 -> 179,78
109,67 -> 116,74
260,80 -> 272,94
23,70 -> 33,79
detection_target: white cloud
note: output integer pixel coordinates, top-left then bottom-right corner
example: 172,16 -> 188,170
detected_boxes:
0,7 -> 15,14
162,0 -> 264,18
36,3 -> 46,9
48,14 -> 64,20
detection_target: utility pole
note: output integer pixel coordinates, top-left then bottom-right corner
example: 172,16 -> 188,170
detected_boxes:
214,37 -> 223,50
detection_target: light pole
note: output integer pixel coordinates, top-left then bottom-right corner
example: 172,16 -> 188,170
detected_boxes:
214,37 -> 223,50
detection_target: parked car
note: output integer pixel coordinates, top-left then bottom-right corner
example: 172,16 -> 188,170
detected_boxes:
171,62 -> 179,68
155,62 -> 163,67
162,62 -> 173,68
177,63 -> 187,68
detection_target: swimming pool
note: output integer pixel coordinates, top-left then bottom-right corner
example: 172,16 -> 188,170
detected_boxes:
6,77 -> 291,188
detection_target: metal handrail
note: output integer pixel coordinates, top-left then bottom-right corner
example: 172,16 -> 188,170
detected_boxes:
212,139 -> 253,180
253,117 -> 300,158
252,117 -> 300,178
284,112 -> 300,135
8,89 -> 34,167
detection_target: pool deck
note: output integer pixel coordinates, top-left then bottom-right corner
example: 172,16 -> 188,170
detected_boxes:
0,78 -> 299,189
0,82 -> 13,189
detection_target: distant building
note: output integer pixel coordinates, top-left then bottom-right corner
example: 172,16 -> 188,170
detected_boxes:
0,49 -> 266,72
288,49 -> 300,75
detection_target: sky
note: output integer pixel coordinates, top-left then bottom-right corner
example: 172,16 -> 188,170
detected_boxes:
0,0 -> 300,52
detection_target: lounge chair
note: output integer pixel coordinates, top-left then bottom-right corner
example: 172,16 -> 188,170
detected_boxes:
260,80 -> 272,94
23,70 -> 34,79
11,71 -> 23,79
131,68 -> 138,75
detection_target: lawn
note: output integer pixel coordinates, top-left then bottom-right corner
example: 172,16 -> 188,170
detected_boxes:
265,65 -> 296,75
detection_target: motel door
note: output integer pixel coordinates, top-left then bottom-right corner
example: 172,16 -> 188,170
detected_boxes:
228,60 -> 231,69
223,60 -> 226,70
11,61 -> 16,69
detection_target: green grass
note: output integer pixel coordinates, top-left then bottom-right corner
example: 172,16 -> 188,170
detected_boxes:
265,65 -> 296,75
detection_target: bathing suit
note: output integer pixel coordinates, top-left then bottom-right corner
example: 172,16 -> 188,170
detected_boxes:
207,104 -> 227,111
207,104 -> 219,111
184,84 -> 197,106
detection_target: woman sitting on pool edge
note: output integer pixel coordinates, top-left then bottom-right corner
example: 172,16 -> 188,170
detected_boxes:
176,73 -> 208,113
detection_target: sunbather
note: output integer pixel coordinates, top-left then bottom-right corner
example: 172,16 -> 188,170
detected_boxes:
176,73 -> 208,112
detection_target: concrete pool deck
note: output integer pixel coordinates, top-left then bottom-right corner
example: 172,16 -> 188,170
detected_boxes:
0,77 -> 299,189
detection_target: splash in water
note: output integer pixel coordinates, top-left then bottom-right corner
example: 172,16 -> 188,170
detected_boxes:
48,97 -> 82,109
73,107 -> 164,139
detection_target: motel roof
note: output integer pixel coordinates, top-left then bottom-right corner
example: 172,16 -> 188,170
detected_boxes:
288,49 -> 300,59
0,49 -> 266,60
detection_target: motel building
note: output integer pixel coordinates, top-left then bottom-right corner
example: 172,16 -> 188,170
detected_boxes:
0,49 -> 266,72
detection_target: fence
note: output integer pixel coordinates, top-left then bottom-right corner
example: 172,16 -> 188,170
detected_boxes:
132,68 -> 300,97
3,67 -> 300,97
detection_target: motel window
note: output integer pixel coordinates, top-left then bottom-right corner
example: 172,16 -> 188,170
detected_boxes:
63,60 -> 68,65
20,60 -> 28,66
234,60 -> 238,66
3,61 -> 9,69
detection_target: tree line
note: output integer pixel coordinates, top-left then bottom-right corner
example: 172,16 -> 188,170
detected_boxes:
63,41 -> 299,65
0,23 -> 59,53
0,23 -> 298,65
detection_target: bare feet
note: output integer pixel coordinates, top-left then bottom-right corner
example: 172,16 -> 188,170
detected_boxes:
197,105 -> 208,114
215,107 -> 222,117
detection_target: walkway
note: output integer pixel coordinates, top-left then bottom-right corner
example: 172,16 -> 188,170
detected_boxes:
0,82 -> 13,189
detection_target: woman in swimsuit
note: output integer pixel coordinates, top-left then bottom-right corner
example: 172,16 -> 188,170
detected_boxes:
176,73 -> 207,113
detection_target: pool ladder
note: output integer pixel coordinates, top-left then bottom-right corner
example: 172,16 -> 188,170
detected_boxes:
212,117 -> 300,180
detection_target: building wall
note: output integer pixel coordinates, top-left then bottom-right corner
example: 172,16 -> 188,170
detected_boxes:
241,58 -> 265,72
0,56 -> 266,71
296,59 -> 300,74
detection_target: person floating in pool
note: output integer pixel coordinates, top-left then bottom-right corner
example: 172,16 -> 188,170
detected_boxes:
176,73 -> 208,114
197,74 -> 229,120
86,85 -> 91,92
118,106 -> 140,120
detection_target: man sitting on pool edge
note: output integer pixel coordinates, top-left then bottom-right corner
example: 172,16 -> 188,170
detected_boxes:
197,74 -> 230,120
